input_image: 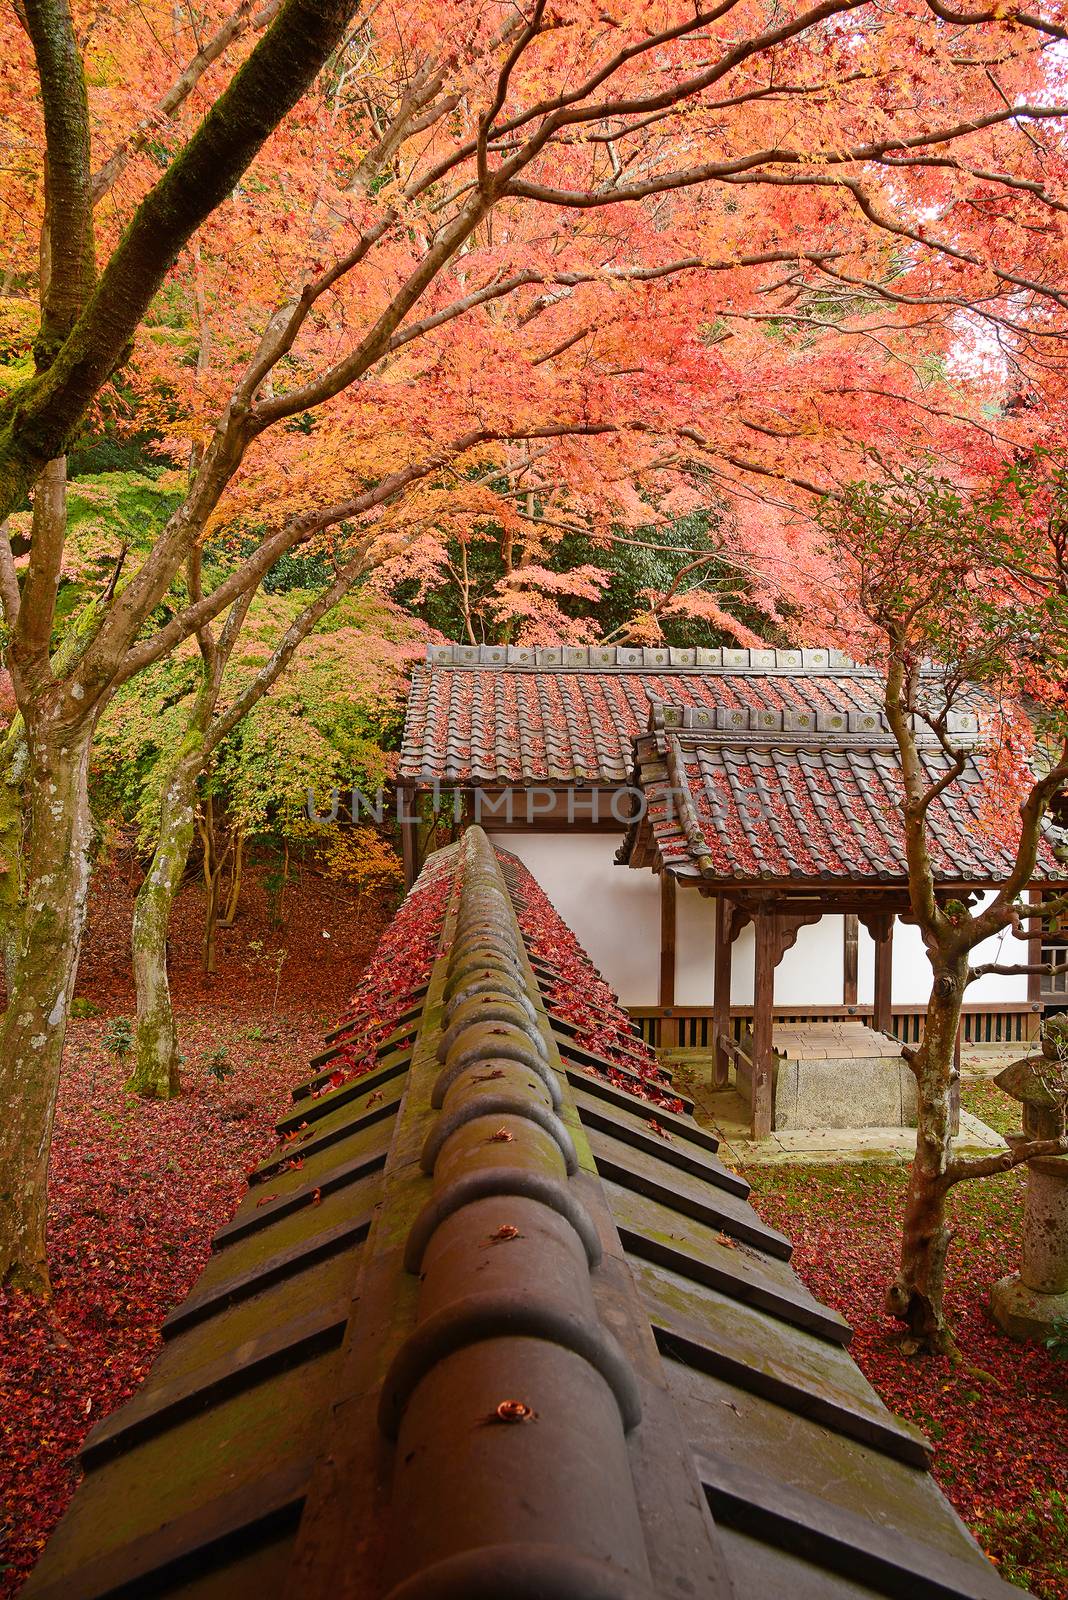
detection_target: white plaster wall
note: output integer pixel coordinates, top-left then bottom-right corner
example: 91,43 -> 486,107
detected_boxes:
488,831 -> 662,1004
486,834 -> 1030,1013
674,888 -> 718,1005
774,915 -> 848,1007
857,890 -> 1028,1006
679,889 -> 1027,1010
674,894 -> 846,1006
717,917 -> 844,1004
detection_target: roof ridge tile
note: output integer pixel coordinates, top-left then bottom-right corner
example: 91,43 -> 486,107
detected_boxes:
25,830 -> 1030,1599
424,642 -> 862,674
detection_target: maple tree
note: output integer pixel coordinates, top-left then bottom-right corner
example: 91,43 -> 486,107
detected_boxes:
0,0 -> 371,1291
2,0 -> 1068,1297
817,460 -> 1068,1354
91,586 -> 417,1097
388,494 -> 781,647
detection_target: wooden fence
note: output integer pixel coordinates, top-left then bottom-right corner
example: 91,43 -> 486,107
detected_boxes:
628,1002 -> 1042,1053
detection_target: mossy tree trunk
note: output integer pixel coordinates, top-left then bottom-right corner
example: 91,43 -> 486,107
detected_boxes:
128,750 -> 203,1099
0,711 -> 94,1291
129,591 -> 222,1100
886,956 -> 969,1353
0,0 -> 404,1289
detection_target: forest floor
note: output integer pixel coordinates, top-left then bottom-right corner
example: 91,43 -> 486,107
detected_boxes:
0,861 -> 1065,1597
0,852 -> 394,1597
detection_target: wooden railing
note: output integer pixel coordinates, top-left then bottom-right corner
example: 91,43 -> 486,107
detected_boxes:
628,1002 -> 1041,1052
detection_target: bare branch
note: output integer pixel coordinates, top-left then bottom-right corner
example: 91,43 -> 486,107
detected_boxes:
718,172 -> 1068,316
946,1135 -> 1068,1186
973,738 -> 1068,940
967,961 -> 1065,982
386,250 -> 839,356
676,426 -> 833,500
204,536 -> 375,754
505,106 -> 1068,215
111,420 -> 616,688
477,0 -> 546,191
925,0 -> 1068,41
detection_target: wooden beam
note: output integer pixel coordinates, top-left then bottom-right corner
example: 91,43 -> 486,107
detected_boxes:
751,913 -> 776,1139
843,914 -> 859,1006
712,895 -> 733,1089
659,873 -> 678,1050
684,874 -> 1023,898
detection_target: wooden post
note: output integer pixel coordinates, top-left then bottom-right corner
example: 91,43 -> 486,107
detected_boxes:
712,895 -> 733,1089
843,913 -> 859,1007
659,873 -> 678,1051
751,912 -> 776,1139
873,915 -> 894,1036
400,786 -> 417,888
1027,886 -> 1044,1011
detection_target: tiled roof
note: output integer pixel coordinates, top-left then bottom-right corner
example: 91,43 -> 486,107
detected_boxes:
620,703 -> 1062,885
400,642 -> 893,786
25,829 -> 1027,1600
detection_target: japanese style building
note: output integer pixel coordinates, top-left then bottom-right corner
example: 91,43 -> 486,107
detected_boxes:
399,644 -> 1066,1069
25,829 -> 1028,1599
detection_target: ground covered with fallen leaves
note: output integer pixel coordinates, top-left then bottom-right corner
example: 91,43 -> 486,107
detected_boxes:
0,856 -> 394,1596
2,856 -> 1066,1599
741,1076 -> 1068,1600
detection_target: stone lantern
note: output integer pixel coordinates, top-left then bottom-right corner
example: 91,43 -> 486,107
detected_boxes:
990,1019 -> 1068,1342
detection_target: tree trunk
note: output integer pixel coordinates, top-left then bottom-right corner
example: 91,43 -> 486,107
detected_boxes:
203,875 -> 220,974
886,956 -> 967,1354
219,829 -> 244,927
0,714 -> 94,1292
0,587 -> 104,998
128,758 -> 200,1100
200,796 -> 224,975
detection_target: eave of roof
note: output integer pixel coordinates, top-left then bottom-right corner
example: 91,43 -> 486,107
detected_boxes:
618,703 -> 1065,889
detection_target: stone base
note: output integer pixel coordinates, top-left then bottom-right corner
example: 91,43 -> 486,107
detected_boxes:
990,1272 -> 1068,1342
737,1022 -> 919,1132
774,1054 -> 918,1131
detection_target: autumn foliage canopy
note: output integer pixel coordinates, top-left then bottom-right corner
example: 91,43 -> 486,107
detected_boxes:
5,0 -> 1068,640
